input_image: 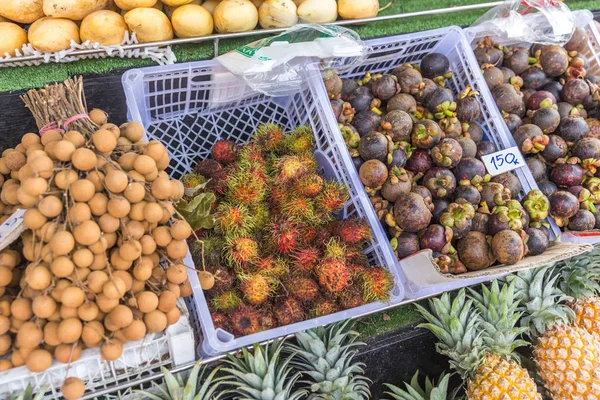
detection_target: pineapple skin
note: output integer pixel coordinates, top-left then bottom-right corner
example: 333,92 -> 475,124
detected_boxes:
534,324 -> 600,400
572,297 -> 600,337
466,354 -> 542,400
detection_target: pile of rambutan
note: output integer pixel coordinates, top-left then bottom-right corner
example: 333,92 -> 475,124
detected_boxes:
189,124 -> 394,337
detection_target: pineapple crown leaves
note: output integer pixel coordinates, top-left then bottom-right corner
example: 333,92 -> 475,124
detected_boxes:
556,245 -> 600,298
384,371 -> 461,400
415,290 -> 485,380
286,320 -> 371,400
221,338 -> 308,400
10,385 -> 47,400
467,280 -> 529,359
505,265 -> 575,339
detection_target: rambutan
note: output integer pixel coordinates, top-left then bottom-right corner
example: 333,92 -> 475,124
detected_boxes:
255,257 -> 289,277
269,184 -> 289,211
211,139 -> 238,165
238,143 -> 267,167
299,225 -> 330,246
292,247 -> 321,274
272,155 -> 308,182
345,247 -> 367,266
224,237 -> 259,268
297,153 -> 318,174
316,258 -> 351,294
190,236 -> 221,268
207,265 -> 235,293
281,196 -> 316,223
289,276 -> 320,302
324,237 -> 347,261
211,312 -> 231,332
315,181 -> 349,216
309,297 -> 339,318
258,310 -> 277,331
208,166 -> 231,195
250,203 -> 270,230
216,202 -> 254,237
268,219 -> 300,254
240,273 -> 275,306
361,267 -> 394,303
274,297 -> 305,325
347,263 -> 368,277
283,125 -> 315,154
338,283 -> 364,310
195,159 -> 222,178
330,218 -> 373,245
253,123 -> 285,152
294,174 -> 324,198
226,169 -> 267,205
210,290 -> 242,312
230,306 -> 262,336
181,173 -> 206,189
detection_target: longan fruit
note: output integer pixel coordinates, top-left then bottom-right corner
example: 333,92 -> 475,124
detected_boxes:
117,137 -> 133,152
88,237 -> 108,255
26,349 -> 53,372
0,333 -> 11,356
82,321 -> 104,347
110,250 -> 132,271
21,133 -> 41,149
22,176 -> 48,197
100,123 -> 120,139
54,343 -> 82,363
71,179 -> 96,202
38,195 -> 63,218
124,181 -> 145,203
133,257 -> 153,281
167,240 -> 188,259
98,213 -> 120,234
64,130 -> 86,148
44,321 -> 62,347
0,358 -> 12,371
119,240 -> 142,261
0,315 -> 9,335
50,231 -> 75,256
87,170 -> 105,191
140,235 -> 157,255
32,295 -> 57,319
60,306 -> 79,319
125,122 -> 144,142
0,265 -> 12,287
131,278 -> 145,294
101,340 -> 123,361
118,152 -> 138,171
166,264 -> 188,285
73,220 -> 101,246
62,377 -> 86,400
69,202 -> 92,224
28,155 -> 54,178
107,196 -> 131,218
125,220 -> 145,240
144,202 -> 164,223
144,167 -> 159,182
157,152 -> 170,171
78,302 -> 99,322
87,270 -> 109,293
73,248 -> 94,268
26,265 -> 52,290
61,287 -> 85,308
58,318 -> 83,344
72,148 -> 97,171
41,130 -> 62,146
133,155 -> 156,175
129,201 -> 147,221
54,140 -> 76,162
123,319 -> 146,342
103,277 -> 126,299
18,164 -> 34,182
179,279 -> 193,297
16,321 -> 43,348
55,169 -> 78,189
144,310 -> 167,333
88,253 -> 108,270
158,290 -> 177,312
92,129 -> 118,153
4,151 -> 26,171
105,169 -> 129,194
144,140 -> 167,162
170,180 -> 184,201
89,108 -> 108,125
89,192 -> 109,216
96,293 -> 119,313
166,307 -> 181,325
136,291 -> 159,313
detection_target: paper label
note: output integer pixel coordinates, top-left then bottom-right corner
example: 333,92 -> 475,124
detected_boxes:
0,209 -> 26,252
481,146 -> 525,177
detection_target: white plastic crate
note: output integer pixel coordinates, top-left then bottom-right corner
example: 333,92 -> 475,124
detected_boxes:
0,309 -> 195,399
465,10 -> 600,243
121,62 -> 406,356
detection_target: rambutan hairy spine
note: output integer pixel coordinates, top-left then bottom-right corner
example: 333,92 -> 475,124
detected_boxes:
361,267 -> 394,303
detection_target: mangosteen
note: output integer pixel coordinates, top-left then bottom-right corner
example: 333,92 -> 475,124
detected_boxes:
480,182 -> 511,207
323,69 -> 343,99
394,232 -> 420,259
381,167 -> 412,202
387,93 -> 417,114
457,231 -> 496,271
548,190 -> 580,226
521,89 -> 536,105
491,173 -> 522,199
458,137 -> 477,159
432,198 -> 450,223
352,157 -> 363,171
474,38 -> 504,67
504,48 -> 530,75
539,45 -> 569,77
358,131 -> 390,162
420,224 -> 453,253
347,86 -> 375,113
483,67 -> 504,89
572,137 -> 600,161
568,209 -> 595,231
412,185 -> 433,202
524,227 -> 549,256
411,119 -> 442,149
568,185 -> 597,212
353,110 -> 383,137
340,124 -> 361,157
439,117 -> 463,139
477,141 -> 497,159
558,115 -> 589,143
341,79 -> 358,100
423,168 -> 457,199
589,118 -> 600,139
531,107 -> 561,134
565,27 -> 588,52
456,87 -> 481,122
389,147 -> 408,169
594,209 -> 600,229
359,159 -> 388,190
583,94 -> 600,112
414,78 -> 438,104
331,99 -> 355,124
420,53 -> 450,79
561,79 -> 591,105
521,67 -> 548,90
487,206 -> 522,236
526,157 -> 547,182
492,230 -> 526,265
540,134 -> 567,164
541,82 -> 563,102
393,192 -> 433,232
371,74 -> 401,101
453,158 -> 487,185
500,67 -> 516,83
431,138 -> 463,168
466,122 -> 484,143
471,211 -> 490,234
538,180 -> 558,197
514,124 -> 548,154
550,162 -> 584,187
504,113 -> 522,133
381,110 -> 413,142
527,91 -> 557,111
454,185 -> 481,206
557,102 -> 575,119
439,201 -> 475,240
426,87 -> 454,114
392,64 -> 424,94
492,84 -> 524,114
406,149 -> 434,175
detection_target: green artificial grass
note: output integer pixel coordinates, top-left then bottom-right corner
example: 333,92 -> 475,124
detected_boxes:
1,0 -> 598,92
356,303 -> 424,338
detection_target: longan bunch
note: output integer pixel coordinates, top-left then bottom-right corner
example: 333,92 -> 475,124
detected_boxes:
0,111 -> 194,376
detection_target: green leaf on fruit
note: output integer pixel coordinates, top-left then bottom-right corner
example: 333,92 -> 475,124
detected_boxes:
176,192 -> 216,231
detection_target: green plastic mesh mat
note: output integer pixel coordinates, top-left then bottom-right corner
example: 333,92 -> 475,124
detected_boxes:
0,0 -> 597,92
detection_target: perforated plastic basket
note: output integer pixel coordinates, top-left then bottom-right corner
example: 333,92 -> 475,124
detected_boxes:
121,62 -> 406,356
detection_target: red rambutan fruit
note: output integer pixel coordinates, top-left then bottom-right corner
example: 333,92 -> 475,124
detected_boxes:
268,219 -> 300,254
330,218 -> 373,245
206,265 -> 236,293
226,170 -> 267,205
272,155 -> 308,182
210,290 -> 242,312
299,225 -> 330,246
297,153 -> 318,173
230,306 -> 262,336
345,247 -> 367,266
361,267 -> 394,303
294,174 -> 324,198
324,237 -> 347,261
253,123 -> 285,152
316,258 -> 351,294
250,203 -> 270,229
255,257 -> 289,277
315,181 -> 350,216
269,184 -> 289,211
309,297 -> 339,318
211,139 -> 238,165
283,125 -> 315,155
238,143 -> 267,167
195,159 -> 223,178
208,166 -> 232,195
211,312 -> 232,332
181,173 -> 206,189
289,276 -> 320,302
216,202 -> 255,238
292,247 -> 321,274
281,196 -> 316,223
224,237 -> 259,268
347,263 -> 368,277
338,283 -> 364,310
258,310 -> 277,331
274,297 -> 305,325
240,273 -> 275,306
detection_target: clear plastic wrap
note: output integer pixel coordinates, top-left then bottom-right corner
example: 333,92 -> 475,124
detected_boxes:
471,0 -> 576,45
216,24 -> 369,97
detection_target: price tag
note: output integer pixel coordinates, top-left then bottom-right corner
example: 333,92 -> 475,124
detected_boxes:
0,209 -> 26,252
481,146 -> 525,177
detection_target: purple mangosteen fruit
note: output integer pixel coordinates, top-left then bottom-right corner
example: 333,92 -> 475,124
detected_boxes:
394,232 -> 420,259
524,227 -> 549,256
423,168 -> 457,199
353,110 -> 383,137
411,119 -> 442,149
471,211 -> 490,234
389,147 -> 408,169
454,185 -> 481,206
431,138 -> 463,168
387,93 -> 417,114
572,137 -> 600,161
331,99 -> 356,124
323,69 -> 343,99
541,82 -> 563,102
550,162 -> 584,187
474,38 -> 504,67
393,192 -> 433,232
480,182 -> 511,207
381,110 -> 413,142
340,79 -> 358,100
594,209 -> 600,229
458,137 -> 477,159
567,209 -> 595,231
500,67 -> 516,83
558,115 -> 589,143
568,185 -> 596,212
565,27 -> 588,52
539,45 -> 569,77
439,201 -> 475,240
392,64 -> 424,95
457,231 -> 496,271
432,198 -> 449,224
483,67 -> 505,89
531,107 -> 561,134
491,173 -> 522,199
504,113 -> 522,133
406,149 -> 434,175
414,78 -> 438,104
352,157 -> 363,171
557,102 -> 575,119
504,47 -> 530,75
492,84 -> 524,114
527,91 -> 557,111
466,122 -> 484,143
521,88 -> 536,105
381,167 -> 412,202
340,124 -> 361,157
477,141 -> 497,159
347,85 -> 375,113
526,157 -> 547,182
359,159 -> 388,190
453,158 -> 488,186
426,87 -> 454,114
371,74 -> 401,101
358,131 -> 391,162
492,230 -> 526,265
420,53 -> 450,79
456,87 -> 481,122
420,224 -> 453,253
538,180 -> 558,197
411,185 -> 435,213
561,79 -> 591,105
548,190 -> 580,227
522,189 -> 550,222
514,124 -> 549,154
540,134 -> 567,164
520,67 -> 548,90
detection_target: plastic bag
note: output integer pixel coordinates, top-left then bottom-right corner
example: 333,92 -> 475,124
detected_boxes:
216,24 -> 369,97
471,0 -> 576,45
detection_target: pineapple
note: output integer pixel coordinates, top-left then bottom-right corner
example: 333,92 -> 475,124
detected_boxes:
221,338 -> 307,400
137,359 -> 223,400
9,385 -> 46,400
507,265 -> 600,399
416,282 -> 541,399
384,372 -> 460,400
286,320 -> 371,400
